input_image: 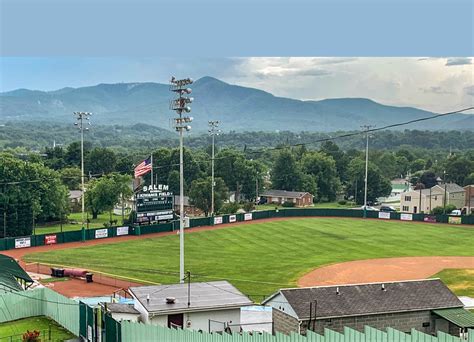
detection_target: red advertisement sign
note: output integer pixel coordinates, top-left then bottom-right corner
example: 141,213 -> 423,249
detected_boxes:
45,234 -> 57,245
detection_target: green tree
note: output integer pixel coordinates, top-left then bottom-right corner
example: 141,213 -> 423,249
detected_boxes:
167,170 -> 182,195
271,149 -> 302,191
85,147 -> 117,175
44,146 -> 67,170
300,151 -> 340,201
320,141 -> 348,182
65,141 -> 91,167
464,172 -> 474,186
419,171 -> 438,188
189,177 -> 228,216
346,158 -> 391,204
85,173 -> 132,219
59,167 -> 82,190
444,156 -> 473,186
410,158 -> 426,173
0,153 -> 69,237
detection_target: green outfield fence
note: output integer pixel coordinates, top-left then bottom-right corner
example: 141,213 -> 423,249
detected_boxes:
118,321 -> 473,342
0,288 -> 79,336
0,209 -> 472,252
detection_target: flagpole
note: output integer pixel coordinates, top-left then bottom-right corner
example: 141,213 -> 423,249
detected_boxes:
150,154 -> 153,189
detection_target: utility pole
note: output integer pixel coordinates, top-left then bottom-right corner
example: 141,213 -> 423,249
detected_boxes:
208,121 -> 220,216
361,125 -> 374,218
170,77 -> 193,283
74,112 -> 92,242
443,170 -> 448,214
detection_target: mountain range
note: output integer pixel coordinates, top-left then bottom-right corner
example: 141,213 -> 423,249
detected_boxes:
1,76 -> 472,132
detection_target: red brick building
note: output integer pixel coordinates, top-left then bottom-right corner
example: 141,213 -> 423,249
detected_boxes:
261,190 -> 314,207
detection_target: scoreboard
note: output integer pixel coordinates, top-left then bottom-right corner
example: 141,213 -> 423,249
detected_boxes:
135,184 -> 174,224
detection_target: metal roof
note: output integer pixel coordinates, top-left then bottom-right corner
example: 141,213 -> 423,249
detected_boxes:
0,254 -> 33,292
106,303 -> 140,314
263,279 -> 463,320
433,308 -> 474,328
129,281 -> 253,315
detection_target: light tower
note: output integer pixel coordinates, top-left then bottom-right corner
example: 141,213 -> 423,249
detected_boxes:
208,120 -> 221,216
170,77 -> 193,283
74,111 -> 92,241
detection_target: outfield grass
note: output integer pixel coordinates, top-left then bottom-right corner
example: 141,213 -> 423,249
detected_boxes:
255,202 -> 355,211
431,269 -> 474,297
0,316 -> 76,341
35,212 -> 125,235
24,218 -> 474,299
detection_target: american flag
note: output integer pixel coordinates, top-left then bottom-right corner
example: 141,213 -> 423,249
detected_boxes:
134,157 -> 152,178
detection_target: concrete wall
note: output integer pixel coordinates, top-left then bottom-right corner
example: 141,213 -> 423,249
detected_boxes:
272,308 -> 457,337
272,308 -> 300,335
304,311 -> 444,336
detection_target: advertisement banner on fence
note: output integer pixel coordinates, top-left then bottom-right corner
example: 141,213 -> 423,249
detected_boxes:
15,237 -> 31,249
229,215 -> 237,223
400,213 -> 413,221
244,213 -> 253,221
214,216 -> 223,225
44,235 -> 57,245
448,216 -> 462,224
424,216 -> 437,223
95,228 -> 108,239
378,212 -> 391,219
116,226 -> 129,236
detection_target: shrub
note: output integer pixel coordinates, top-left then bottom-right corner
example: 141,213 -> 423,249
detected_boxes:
219,202 -> 240,214
338,200 -> 347,205
282,201 -> 295,207
242,201 -> 255,213
431,204 -> 457,215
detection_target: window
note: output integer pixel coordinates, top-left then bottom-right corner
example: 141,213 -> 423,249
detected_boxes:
404,196 -> 411,201
402,206 -> 409,211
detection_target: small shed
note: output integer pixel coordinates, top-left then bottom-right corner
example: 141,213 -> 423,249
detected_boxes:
129,281 -> 253,332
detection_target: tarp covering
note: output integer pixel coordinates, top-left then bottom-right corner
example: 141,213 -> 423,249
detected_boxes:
433,308 -> 474,328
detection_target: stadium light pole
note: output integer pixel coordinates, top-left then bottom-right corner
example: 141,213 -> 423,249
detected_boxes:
74,112 -> 92,242
361,125 -> 374,218
170,77 -> 193,283
208,121 -> 221,216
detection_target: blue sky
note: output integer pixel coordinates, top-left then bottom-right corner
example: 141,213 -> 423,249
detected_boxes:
1,57 -> 472,113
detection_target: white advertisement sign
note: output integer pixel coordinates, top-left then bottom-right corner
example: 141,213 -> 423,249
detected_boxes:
229,215 -> 237,223
378,212 -> 391,219
116,226 -> 129,236
214,216 -> 223,225
400,213 -> 413,221
15,237 -> 31,249
244,213 -> 253,221
95,228 -> 108,239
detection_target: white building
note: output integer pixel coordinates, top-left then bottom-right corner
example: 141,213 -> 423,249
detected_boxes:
400,183 -> 465,214
105,303 -> 140,322
129,281 -> 253,333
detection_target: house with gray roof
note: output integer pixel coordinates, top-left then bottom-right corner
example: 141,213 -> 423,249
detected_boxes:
261,190 -> 314,207
400,183 -> 466,214
263,279 -> 474,336
129,281 -> 253,332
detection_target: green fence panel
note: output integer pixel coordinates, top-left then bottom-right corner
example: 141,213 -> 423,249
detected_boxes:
105,313 -> 121,342
461,215 -> 474,225
190,217 -> 210,228
412,213 -> 425,222
63,229 -> 83,243
436,215 -> 449,224
0,288 -> 79,336
0,238 -> 5,251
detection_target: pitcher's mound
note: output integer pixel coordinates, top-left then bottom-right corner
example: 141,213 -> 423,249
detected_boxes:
298,256 -> 474,287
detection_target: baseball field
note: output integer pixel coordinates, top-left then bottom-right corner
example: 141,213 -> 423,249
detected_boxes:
23,218 -> 474,299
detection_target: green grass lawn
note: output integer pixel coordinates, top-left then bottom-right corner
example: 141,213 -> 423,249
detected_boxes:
0,316 -> 76,341
255,201 -> 355,211
24,218 -> 474,299
34,212 -> 125,235
431,269 -> 474,297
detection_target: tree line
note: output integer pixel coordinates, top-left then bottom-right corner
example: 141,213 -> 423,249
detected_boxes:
1,137 -> 473,237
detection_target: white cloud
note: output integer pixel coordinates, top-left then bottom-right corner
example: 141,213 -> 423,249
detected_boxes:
222,57 -> 474,113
